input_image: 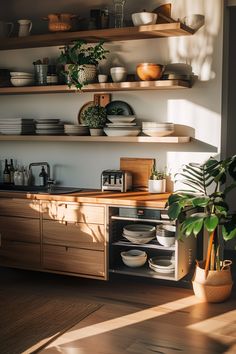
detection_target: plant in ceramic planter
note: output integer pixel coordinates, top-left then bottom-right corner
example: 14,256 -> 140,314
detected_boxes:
57,39 -> 109,90
148,166 -> 166,193
81,104 -> 107,135
166,155 -> 236,302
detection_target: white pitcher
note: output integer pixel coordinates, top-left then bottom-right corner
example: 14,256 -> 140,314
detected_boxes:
18,19 -> 32,37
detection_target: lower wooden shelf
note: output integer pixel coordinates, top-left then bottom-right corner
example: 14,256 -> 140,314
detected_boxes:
0,135 -> 191,143
109,264 -> 175,280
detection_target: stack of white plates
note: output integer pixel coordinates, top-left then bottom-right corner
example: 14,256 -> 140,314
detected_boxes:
0,118 -> 35,135
64,124 -> 89,136
35,119 -> 64,135
148,257 -> 175,274
142,122 -> 174,137
105,115 -> 141,136
123,224 -> 156,244
10,72 -> 34,87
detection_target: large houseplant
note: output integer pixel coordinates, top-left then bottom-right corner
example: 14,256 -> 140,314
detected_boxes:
58,39 -> 109,89
166,155 -> 236,302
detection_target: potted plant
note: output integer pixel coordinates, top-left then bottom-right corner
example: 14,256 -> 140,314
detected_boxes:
166,155 -> 236,302
81,104 -> 107,135
148,165 -> 166,193
57,39 -> 109,90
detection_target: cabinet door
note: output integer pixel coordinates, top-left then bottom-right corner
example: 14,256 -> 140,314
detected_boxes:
43,220 -> 105,250
0,216 -> 40,243
43,244 -> 105,278
0,198 -> 40,218
0,239 -> 40,268
42,201 -> 105,224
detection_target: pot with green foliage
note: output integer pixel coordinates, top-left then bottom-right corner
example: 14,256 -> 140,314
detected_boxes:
57,39 -> 109,90
166,155 -> 236,302
148,166 -> 166,193
81,104 -> 107,135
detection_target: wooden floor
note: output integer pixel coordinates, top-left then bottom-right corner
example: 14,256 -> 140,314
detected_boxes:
1,267 -> 236,354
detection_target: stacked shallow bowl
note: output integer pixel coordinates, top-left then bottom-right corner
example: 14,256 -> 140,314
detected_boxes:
64,124 -> 89,136
142,122 -> 174,137
35,119 -> 64,135
123,224 -> 156,244
148,257 -> 175,274
10,72 -> 34,87
104,115 -> 141,137
120,249 -> 147,268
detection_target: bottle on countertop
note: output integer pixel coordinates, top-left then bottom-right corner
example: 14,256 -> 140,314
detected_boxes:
39,166 -> 48,186
3,159 -> 10,184
9,158 -> 15,184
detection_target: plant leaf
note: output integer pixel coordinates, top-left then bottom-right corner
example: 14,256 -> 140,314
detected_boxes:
192,196 -> 210,207
204,215 -> 219,233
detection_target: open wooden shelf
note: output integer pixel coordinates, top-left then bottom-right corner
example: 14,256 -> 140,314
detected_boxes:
0,23 -> 195,50
0,80 -> 191,95
0,135 -> 191,143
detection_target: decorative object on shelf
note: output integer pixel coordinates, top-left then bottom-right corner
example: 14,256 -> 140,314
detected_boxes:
57,39 -> 109,90
105,100 -> 134,116
110,66 -> 127,82
98,74 -> 108,83
113,0 -> 126,28
181,14 -> 205,31
131,11 -> 157,26
136,63 -> 164,81
156,224 -> 176,247
148,165 -> 166,193
166,155 -> 236,302
81,104 -> 107,135
0,20 -> 14,38
42,13 -> 77,32
120,249 -> 147,268
152,3 -> 176,24
33,58 -> 49,86
17,19 -> 32,37
10,72 -> 34,87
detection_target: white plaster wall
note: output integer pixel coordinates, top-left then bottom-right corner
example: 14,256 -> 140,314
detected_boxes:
0,0 -> 224,188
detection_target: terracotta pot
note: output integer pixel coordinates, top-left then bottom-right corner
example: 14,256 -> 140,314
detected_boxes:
136,63 -> 164,81
192,260 -> 233,303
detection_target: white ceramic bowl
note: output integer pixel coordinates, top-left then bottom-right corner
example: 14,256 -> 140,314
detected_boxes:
10,77 -> 34,87
132,12 -> 157,26
110,67 -> 127,83
123,224 -> 156,237
121,249 -> 147,267
156,224 -> 176,247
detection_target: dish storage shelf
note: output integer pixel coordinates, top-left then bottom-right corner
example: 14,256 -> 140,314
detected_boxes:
0,23 -> 195,51
109,206 -> 196,281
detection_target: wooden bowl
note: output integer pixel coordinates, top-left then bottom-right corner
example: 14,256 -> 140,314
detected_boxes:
136,63 -> 164,81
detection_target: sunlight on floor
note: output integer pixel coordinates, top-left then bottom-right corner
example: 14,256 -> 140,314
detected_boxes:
46,295 -> 199,349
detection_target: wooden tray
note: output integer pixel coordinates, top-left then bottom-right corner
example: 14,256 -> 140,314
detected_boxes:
120,157 -> 155,191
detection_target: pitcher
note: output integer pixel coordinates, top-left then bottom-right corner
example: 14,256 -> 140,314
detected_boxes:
17,19 -> 32,37
0,20 -> 14,37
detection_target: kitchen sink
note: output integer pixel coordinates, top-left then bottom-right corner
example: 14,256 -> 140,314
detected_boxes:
0,184 -> 84,195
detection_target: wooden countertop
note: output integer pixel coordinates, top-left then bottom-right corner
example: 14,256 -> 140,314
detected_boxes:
0,190 -> 170,208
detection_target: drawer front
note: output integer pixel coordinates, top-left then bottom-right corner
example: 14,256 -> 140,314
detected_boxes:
43,220 -> 105,250
42,201 -> 105,224
0,198 -> 40,218
0,240 -> 40,268
43,244 -> 105,277
0,216 -> 40,243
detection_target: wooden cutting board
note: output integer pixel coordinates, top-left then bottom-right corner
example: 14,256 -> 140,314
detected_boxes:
120,157 -> 155,191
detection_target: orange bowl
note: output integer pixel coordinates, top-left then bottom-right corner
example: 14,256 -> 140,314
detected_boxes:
136,63 -> 164,81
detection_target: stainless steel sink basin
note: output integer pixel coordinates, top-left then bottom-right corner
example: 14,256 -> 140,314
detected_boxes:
0,185 -> 83,195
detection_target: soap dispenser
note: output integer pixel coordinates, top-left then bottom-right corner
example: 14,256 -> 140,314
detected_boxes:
39,166 -> 48,186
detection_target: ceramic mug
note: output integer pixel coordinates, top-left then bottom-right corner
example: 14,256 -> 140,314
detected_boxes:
18,19 -> 32,37
0,21 -> 14,37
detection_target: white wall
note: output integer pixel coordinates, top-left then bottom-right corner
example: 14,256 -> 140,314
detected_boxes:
0,0 -> 224,188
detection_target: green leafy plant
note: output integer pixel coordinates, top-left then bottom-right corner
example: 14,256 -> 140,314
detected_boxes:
166,155 -> 236,273
57,39 -> 109,89
82,105 -> 107,128
149,165 -> 166,180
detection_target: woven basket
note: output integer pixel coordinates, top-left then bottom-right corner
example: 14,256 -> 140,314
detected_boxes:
192,281 -> 233,303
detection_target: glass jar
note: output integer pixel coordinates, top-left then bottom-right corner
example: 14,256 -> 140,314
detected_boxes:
113,0 -> 126,28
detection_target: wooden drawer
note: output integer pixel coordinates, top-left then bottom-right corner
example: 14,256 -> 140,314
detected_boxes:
0,216 -> 40,243
42,201 -> 105,224
0,198 -> 40,219
0,240 -> 40,268
43,220 -> 105,250
43,244 -> 105,277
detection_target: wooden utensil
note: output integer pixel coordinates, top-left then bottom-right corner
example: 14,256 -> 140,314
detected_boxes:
120,157 -> 155,191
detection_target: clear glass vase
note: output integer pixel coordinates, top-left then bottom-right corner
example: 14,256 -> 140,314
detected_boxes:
113,0 -> 126,28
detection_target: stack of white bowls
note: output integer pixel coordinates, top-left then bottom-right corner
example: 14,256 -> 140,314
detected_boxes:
142,122 -> 174,137
120,249 -> 147,268
10,71 -> 34,87
123,224 -> 156,244
64,124 -> 89,136
156,224 -> 176,247
104,114 -> 141,136
148,257 -> 175,274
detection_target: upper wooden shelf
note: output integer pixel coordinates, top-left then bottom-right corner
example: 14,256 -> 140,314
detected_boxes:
0,80 -> 191,95
0,23 -> 195,51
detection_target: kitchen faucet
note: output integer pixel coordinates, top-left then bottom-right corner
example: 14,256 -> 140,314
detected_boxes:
28,162 -> 55,189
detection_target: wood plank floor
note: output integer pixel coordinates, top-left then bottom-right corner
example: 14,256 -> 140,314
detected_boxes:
1,267 -> 236,354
